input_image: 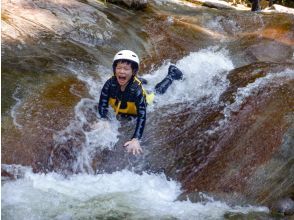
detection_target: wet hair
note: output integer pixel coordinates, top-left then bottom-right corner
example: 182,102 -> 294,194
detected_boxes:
112,59 -> 139,75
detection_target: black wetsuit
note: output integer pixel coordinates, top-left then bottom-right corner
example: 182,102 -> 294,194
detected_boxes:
98,76 -> 147,139
98,65 -> 183,140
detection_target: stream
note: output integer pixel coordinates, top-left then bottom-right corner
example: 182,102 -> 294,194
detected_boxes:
2,0 -> 294,219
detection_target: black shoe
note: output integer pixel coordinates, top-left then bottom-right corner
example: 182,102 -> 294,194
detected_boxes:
168,65 -> 183,80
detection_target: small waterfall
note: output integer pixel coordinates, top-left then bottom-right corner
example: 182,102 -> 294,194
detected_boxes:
1,165 -> 269,220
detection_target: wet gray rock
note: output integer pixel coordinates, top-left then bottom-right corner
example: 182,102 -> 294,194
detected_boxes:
270,197 -> 294,216
247,41 -> 293,63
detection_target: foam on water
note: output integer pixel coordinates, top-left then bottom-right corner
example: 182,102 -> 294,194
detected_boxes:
203,68 -> 294,136
153,0 -> 202,8
153,0 -> 182,5
143,47 -> 234,110
1,166 -> 269,220
50,64 -> 121,172
223,68 -> 294,118
67,63 -> 110,99
11,86 -> 23,129
52,104 -> 120,173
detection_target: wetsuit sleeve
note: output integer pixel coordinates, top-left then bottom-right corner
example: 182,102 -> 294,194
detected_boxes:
132,89 -> 147,139
98,79 -> 111,119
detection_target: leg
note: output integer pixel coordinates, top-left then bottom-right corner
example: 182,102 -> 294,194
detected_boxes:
154,65 -> 183,94
251,0 -> 261,11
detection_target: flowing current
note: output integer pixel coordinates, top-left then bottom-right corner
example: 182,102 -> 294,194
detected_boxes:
2,166 -> 268,220
2,48 -> 271,219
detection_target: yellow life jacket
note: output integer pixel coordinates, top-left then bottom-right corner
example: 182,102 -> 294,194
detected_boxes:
134,76 -> 155,105
108,76 -> 154,116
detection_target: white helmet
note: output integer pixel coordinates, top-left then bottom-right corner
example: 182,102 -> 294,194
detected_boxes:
113,50 -> 140,65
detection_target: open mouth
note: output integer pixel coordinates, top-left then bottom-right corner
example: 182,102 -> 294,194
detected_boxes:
117,75 -> 128,85
118,76 -> 127,81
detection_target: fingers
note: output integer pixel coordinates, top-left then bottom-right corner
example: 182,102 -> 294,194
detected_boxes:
130,146 -> 138,155
124,141 -> 130,147
139,147 -> 143,154
136,147 -> 143,155
133,148 -> 138,155
123,140 -> 143,155
132,146 -> 143,155
125,145 -> 143,155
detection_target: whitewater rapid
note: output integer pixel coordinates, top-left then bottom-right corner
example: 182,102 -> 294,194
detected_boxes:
1,165 -> 268,220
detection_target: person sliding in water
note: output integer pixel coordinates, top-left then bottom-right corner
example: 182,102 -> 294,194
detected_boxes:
97,50 -> 183,155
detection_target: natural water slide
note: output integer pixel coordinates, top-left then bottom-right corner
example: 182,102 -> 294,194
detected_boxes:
2,0 -> 294,219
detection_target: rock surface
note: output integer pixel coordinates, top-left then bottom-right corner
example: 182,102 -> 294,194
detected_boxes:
2,0 -> 294,213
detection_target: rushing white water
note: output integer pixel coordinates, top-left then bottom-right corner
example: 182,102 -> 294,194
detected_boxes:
203,68 -> 294,136
144,47 -> 233,110
1,165 -> 269,220
223,68 -> 294,118
51,64 -> 120,173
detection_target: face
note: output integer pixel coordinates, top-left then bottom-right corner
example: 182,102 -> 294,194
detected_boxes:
115,61 -> 133,87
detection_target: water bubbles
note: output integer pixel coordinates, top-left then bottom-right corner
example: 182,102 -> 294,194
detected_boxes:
144,47 -> 234,110
11,85 -> 24,129
167,16 -> 174,24
85,118 -> 120,151
1,168 -> 269,220
222,68 -> 294,119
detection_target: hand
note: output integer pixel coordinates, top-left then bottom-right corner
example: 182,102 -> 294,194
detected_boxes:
124,138 -> 143,155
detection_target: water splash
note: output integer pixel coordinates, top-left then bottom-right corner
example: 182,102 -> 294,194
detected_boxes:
52,99 -> 120,173
67,63 -> 111,99
51,63 -> 120,173
144,47 -> 234,110
11,86 -> 23,129
1,166 -> 269,220
223,68 -> 294,118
